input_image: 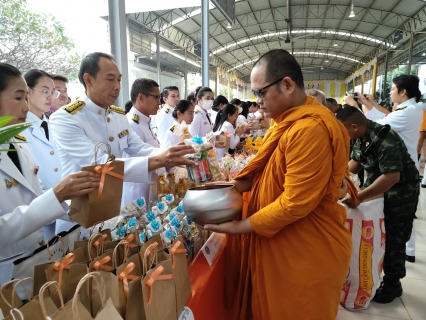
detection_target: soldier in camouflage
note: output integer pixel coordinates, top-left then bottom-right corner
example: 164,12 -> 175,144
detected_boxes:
337,106 -> 419,304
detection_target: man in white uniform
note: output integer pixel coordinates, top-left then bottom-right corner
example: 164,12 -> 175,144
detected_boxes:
50,53 -> 194,233
156,86 -> 180,145
50,75 -> 69,114
122,78 -> 161,205
345,75 -> 422,263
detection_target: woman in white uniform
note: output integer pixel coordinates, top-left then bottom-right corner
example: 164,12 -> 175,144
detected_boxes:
163,100 -> 195,148
213,104 -> 246,160
0,63 -> 100,285
210,95 -> 228,125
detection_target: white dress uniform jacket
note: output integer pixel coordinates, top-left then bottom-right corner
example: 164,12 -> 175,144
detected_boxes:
0,137 -> 67,285
121,107 -> 160,206
214,121 -> 240,160
23,112 -> 62,189
189,106 -> 213,137
163,121 -> 182,149
156,104 -> 175,146
365,98 -> 422,169
50,95 -> 160,233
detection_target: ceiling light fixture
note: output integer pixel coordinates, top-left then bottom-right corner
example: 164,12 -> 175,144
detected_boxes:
247,47 -> 251,52
321,67 -> 324,70
227,22 -> 232,29
349,0 -> 356,18
333,42 -> 338,47
325,60 -> 329,62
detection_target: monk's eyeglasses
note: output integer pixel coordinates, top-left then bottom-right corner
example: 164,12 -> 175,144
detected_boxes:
251,77 -> 284,100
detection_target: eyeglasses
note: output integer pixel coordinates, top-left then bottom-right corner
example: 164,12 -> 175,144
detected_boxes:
30,87 -> 60,99
251,77 -> 284,100
142,93 -> 161,101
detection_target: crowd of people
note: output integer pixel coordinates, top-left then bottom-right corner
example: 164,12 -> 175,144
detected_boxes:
0,48 -> 423,319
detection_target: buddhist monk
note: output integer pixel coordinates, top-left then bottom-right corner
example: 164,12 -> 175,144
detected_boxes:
204,49 -> 353,320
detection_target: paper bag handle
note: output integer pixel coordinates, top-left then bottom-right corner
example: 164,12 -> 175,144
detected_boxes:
89,221 -> 105,236
9,308 -> 24,320
94,142 -> 112,166
112,240 -> 130,269
142,242 -> 159,275
72,272 -> 106,320
39,281 -> 64,319
88,233 -> 107,261
46,235 -> 66,261
0,278 -> 33,309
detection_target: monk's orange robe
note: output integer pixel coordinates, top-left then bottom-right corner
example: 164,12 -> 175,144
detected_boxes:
229,96 -> 353,320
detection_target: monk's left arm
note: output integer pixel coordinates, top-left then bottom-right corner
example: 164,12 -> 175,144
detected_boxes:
250,121 -> 338,238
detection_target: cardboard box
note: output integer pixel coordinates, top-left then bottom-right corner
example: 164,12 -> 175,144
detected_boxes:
216,133 -> 231,149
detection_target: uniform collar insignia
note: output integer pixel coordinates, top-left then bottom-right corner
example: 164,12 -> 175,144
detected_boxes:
132,114 -> 140,124
165,108 -> 170,114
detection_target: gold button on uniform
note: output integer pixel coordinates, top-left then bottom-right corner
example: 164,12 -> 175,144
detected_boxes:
98,110 -> 103,114
109,136 -> 114,142
50,151 -> 54,155
39,239 -> 44,245
107,117 -> 110,122
54,168 -> 58,172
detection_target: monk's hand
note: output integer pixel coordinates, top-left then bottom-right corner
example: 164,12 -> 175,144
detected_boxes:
203,219 -> 253,234
53,171 -> 100,203
342,194 -> 360,209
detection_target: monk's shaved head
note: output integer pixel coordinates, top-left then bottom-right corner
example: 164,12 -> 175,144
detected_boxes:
254,49 -> 304,88
336,106 -> 367,125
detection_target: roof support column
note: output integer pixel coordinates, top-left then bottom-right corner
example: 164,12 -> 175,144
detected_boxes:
407,33 -> 414,74
108,0 -> 129,107
215,67 -> 218,97
227,78 -> 231,100
201,0 -> 210,87
383,52 -> 389,102
184,48 -> 188,97
156,31 -> 161,88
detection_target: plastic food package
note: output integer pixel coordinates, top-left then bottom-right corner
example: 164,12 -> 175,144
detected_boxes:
340,197 -> 385,310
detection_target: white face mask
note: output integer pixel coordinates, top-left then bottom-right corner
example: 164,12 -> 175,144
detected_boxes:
238,106 -> 243,114
202,99 -> 213,110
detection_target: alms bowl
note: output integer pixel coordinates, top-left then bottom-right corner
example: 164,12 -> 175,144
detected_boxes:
182,184 -> 243,225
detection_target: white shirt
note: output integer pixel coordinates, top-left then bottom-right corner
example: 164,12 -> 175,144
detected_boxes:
189,106 -> 213,137
156,104 -> 175,146
364,108 -> 387,121
214,120 -> 240,160
50,95 -> 160,233
121,107 -> 161,206
366,98 -> 422,169
0,137 -> 67,285
163,121 -> 182,149
23,112 -> 62,190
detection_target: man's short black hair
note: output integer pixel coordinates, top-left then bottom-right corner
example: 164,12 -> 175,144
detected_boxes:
124,100 -> 133,114
326,97 -> 337,104
253,49 -> 304,88
392,75 -> 421,100
52,74 -> 69,83
162,86 -> 179,98
336,106 -> 367,125
130,78 -> 159,103
78,52 -> 115,90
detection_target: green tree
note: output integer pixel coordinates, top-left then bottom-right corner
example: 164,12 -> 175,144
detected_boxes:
0,0 -> 83,79
219,85 -> 233,100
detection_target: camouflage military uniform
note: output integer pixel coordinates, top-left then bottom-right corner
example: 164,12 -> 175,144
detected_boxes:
351,120 -> 419,283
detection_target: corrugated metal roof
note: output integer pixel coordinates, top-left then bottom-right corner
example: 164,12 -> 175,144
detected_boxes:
125,0 -> 426,79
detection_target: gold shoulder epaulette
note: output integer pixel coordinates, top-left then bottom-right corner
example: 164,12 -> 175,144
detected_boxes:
396,106 -> 407,111
165,108 -> 170,114
195,109 -> 199,114
170,125 -> 176,132
14,134 -> 26,141
110,106 -> 125,115
63,100 -> 85,115
132,114 -> 140,124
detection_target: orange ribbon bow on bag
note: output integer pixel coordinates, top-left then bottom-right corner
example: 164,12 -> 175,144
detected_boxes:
94,162 -> 124,197
93,256 -> 114,271
118,262 -> 138,299
145,265 -> 173,306
170,240 -> 186,269
122,234 -> 137,249
53,253 -> 75,289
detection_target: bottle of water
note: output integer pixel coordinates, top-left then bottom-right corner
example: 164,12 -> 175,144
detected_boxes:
149,196 -> 157,210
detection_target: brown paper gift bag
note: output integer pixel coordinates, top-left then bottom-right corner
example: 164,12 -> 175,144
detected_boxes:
74,224 -> 113,261
69,143 -> 124,228
45,248 -> 88,306
0,280 -> 23,317
43,273 -> 123,320
142,259 -> 177,320
3,279 -> 59,320
169,237 -> 192,315
216,133 -> 231,149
